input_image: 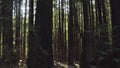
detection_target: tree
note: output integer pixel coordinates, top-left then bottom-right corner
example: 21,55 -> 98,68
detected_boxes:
0,0 -> 2,61
80,0 -> 91,68
1,0 -> 14,67
0,0 -> 3,65
68,0 -> 74,66
27,0 -> 34,67
14,0 -> 21,64
27,0 -> 54,68
110,0 -> 120,68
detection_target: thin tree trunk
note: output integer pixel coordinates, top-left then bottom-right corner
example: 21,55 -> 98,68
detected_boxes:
68,0 -> 74,65
27,0 -> 34,67
0,1 -> 2,63
15,0 -> 21,65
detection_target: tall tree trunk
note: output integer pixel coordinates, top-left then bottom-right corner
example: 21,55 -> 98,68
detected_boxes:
1,0 -> 14,67
27,0 -> 34,67
80,0 -> 91,68
0,1 -> 2,64
22,0 -> 27,65
110,0 -> 120,68
15,0 -> 21,65
68,0 -> 74,66
28,0 -> 53,68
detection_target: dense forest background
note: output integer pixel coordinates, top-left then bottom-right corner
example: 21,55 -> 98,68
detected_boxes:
0,0 -> 120,68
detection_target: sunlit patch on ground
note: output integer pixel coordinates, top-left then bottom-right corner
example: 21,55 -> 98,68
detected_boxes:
54,60 -> 80,68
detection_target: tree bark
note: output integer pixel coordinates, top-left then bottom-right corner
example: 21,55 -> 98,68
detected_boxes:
27,0 -> 54,68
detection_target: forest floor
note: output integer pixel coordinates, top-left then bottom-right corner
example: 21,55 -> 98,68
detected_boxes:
0,61 -> 80,68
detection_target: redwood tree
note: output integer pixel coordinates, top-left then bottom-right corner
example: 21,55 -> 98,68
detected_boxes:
27,0 -> 53,68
